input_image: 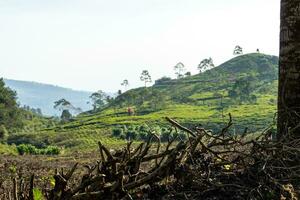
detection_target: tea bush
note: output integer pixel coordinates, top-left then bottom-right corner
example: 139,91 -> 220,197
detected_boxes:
17,144 -> 60,155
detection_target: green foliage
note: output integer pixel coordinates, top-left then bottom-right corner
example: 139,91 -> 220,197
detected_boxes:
138,131 -> 149,141
198,57 -> 215,73
89,90 -> 108,111
61,110 -> 72,122
54,99 -> 81,121
17,144 -> 36,155
112,128 -> 123,137
0,78 -> 23,130
110,124 -> 188,143
43,146 -> 61,155
140,70 -> 152,87
54,99 -> 72,111
0,143 -> 17,155
33,188 -> 44,200
16,144 -> 60,155
125,130 -> 137,140
174,62 -> 185,79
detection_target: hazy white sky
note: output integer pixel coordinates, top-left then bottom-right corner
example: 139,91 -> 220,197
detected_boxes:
0,0 -> 280,92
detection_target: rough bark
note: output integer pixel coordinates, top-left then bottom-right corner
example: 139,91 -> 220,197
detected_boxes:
278,0 -> 300,139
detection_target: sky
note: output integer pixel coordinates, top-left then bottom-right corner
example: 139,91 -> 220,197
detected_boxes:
0,0 -> 280,92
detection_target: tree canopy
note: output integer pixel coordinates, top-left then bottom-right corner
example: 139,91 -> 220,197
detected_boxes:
233,45 -> 243,55
89,90 -> 108,111
140,70 -> 152,87
174,62 -> 185,79
198,58 -> 215,73
0,78 -> 23,130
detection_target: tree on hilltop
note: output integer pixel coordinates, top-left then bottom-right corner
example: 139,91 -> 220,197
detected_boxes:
174,62 -> 186,79
198,58 -> 215,73
121,79 -> 129,91
140,70 -> 152,87
233,45 -> 243,55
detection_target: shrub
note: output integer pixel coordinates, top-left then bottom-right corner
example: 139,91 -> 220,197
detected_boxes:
8,134 -> 47,148
119,134 -> 126,140
16,144 -> 60,155
33,188 -> 44,200
125,131 -> 137,141
139,131 -> 149,141
61,109 -> 72,122
43,146 -> 60,155
127,125 -> 136,131
139,125 -> 148,132
17,144 -> 37,155
112,128 -> 123,137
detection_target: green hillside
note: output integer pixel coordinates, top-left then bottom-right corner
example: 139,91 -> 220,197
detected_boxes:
8,53 -> 279,153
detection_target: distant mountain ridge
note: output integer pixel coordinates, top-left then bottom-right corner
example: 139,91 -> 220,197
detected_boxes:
4,79 -> 93,116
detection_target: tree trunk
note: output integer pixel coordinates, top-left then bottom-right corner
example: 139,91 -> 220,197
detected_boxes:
277,0 -> 300,139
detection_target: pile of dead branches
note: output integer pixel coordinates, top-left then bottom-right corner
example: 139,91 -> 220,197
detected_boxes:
3,115 -> 300,199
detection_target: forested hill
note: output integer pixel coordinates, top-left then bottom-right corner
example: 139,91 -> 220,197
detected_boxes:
4,79 -> 92,116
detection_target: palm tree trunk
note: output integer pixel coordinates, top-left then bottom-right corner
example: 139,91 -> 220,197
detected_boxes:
277,0 -> 300,139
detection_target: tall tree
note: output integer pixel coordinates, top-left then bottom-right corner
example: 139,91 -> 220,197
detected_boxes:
198,58 -> 215,73
89,90 -> 108,111
53,98 -> 81,121
174,62 -> 185,79
0,78 -> 23,129
140,70 -> 152,87
60,110 -> 72,122
277,0 -> 300,139
54,99 -> 72,111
